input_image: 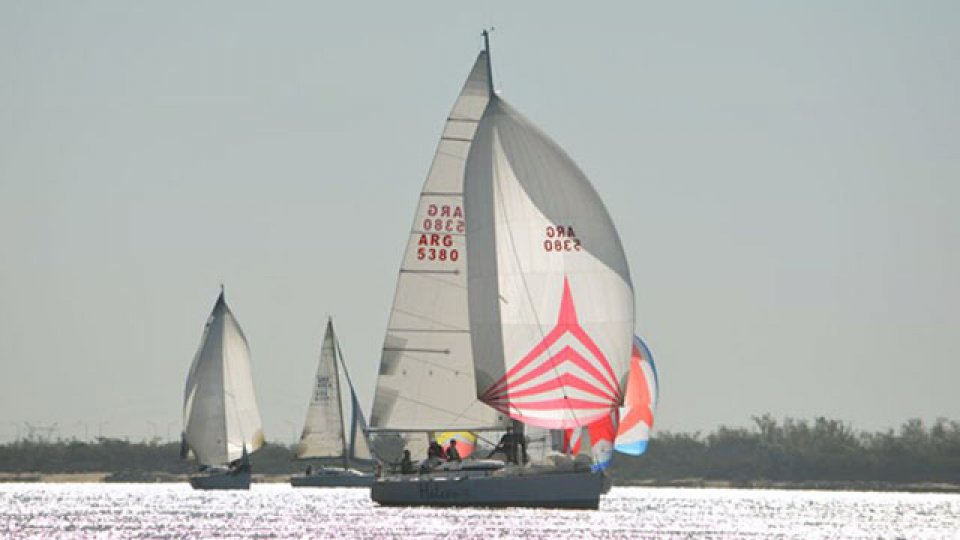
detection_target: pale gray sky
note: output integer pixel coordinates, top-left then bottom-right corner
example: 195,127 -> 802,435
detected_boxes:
1,2 -> 957,443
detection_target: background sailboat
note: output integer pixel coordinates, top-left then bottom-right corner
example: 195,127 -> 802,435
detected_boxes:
371,32 -> 634,509
291,318 -> 374,487
181,288 -> 265,490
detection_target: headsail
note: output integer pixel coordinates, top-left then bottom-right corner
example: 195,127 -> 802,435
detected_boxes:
338,335 -> 373,461
614,336 -> 658,455
183,290 -> 264,467
369,50 -> 510,433
464,65 -> 634,431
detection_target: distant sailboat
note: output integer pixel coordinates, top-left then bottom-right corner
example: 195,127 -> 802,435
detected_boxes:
181,288 -> 265,490
370,32 -> 634,509
290,318 -> 374,487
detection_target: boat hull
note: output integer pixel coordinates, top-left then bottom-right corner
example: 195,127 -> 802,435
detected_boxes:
290,472 -> 374,488
371,469 -> 607,509
188,470 -> 251,490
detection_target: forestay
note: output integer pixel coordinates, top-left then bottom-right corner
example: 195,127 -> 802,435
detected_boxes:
464,95 -> 635,430
183,291 -> 264,467
369,51 -> 510,433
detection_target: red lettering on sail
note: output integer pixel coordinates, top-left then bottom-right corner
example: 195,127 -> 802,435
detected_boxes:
544,225 -> 583,252
417,203 -> 465,264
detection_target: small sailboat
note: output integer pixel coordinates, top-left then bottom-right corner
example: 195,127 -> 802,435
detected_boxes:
290,318 -> 375,487
181,287 -> 265,490
370,32 -> 634,509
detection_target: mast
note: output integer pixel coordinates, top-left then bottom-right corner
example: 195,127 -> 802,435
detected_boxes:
329,318 -> 350,471
482,28 -> 494,95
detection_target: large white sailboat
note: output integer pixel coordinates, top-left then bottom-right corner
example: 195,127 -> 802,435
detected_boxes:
290,318 -> 375,487
370,32 -> 634,509
181,288 -> 265,490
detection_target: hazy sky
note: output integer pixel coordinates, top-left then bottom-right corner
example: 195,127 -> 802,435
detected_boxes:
1,2 -> 957,444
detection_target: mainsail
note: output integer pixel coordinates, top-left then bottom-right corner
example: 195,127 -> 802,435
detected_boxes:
369,50 -> 510,433
182,290 -> 264,467
464,42 -> 635,431
296,318 -> 371,462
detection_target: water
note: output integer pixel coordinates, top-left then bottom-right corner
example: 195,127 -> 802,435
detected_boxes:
1,484 -> 958,538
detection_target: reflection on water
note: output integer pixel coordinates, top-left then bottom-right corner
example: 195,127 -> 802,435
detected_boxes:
1,484 -> 958,538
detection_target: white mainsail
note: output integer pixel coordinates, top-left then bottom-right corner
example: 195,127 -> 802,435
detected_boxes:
183,290 -> 264,467
369,50 -> 510,433
464,45 -> 635,430
296,318 -> 372,462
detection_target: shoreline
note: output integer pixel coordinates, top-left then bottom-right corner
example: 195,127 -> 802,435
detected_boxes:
3,473 -> 958,493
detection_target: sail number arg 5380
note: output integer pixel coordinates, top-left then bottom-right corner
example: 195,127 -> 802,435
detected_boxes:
544,225 -> 582,252
417,204 -> 463,262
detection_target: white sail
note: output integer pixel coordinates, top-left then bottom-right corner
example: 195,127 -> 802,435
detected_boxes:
464,94 -> 635,430
369,51 -> 510,432
297,319 -> 374,463
296,319 -> 347,459
183,291 -> 264,467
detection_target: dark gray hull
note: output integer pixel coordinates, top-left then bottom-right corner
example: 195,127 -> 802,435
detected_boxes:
290,472 -> 374,488
189,470 -> 251,490
371,469 -> 608,509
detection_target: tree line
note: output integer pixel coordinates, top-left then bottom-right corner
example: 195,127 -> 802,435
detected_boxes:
1,416 -> 958,487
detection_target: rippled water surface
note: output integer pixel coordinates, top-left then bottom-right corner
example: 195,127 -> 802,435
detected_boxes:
1,484 -> 959,538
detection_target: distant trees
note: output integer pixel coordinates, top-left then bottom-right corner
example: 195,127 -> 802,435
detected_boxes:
608,416 -> 960,486
2,417 -> 959,487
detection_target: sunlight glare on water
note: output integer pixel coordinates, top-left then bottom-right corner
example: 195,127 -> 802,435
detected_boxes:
1,484 -> 958,538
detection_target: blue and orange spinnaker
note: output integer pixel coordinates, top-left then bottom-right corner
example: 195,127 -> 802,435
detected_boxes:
614,336 -> 659,456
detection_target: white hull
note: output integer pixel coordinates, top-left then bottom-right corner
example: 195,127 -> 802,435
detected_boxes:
188,469 -> 251,490
290,469 -> 374,488
371,468 -> 609,509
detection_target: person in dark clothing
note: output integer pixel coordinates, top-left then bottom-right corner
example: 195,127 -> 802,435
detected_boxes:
400,450 -> 415,474
445,439 -> 462,462
489,426 -> 527,464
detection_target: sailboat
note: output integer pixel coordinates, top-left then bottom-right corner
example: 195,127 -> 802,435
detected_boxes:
369,32 -> 634,509
181,287 -> 265,490
290,318 -> 375,487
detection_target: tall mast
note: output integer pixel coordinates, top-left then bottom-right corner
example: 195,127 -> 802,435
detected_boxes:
482,28 -> 495,95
